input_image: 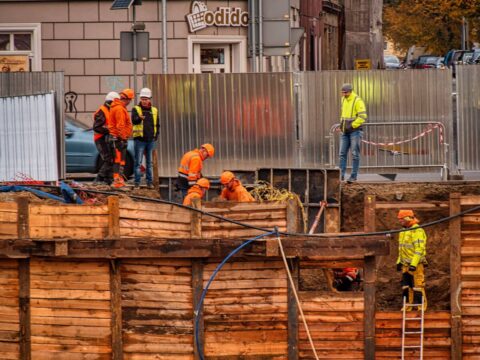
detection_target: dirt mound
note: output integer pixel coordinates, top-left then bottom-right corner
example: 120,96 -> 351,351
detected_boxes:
341,181 -> 480,310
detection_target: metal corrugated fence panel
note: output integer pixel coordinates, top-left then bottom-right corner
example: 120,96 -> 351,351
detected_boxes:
456,65 -> 480,171
148,73 -> 296,176
0,72 -> 65,178
299,70 -> 453,171
0,93 -> 58,181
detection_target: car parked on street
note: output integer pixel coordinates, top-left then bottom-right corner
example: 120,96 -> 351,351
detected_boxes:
384,54 -> 401,69
65,116 -> 134,177
412,55 -> 440,69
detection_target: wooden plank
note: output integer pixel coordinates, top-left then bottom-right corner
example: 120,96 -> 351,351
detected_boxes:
152,149 -> 159,190
110,260 -> 122,360
17,197 -> 29,240
119,208 -> 191,223
28,215 -> 108,228
119,200 -> 190,214
375,201 -> 448,209
364,255 -> 376,359
29,204 -> 108,215
192,259 -> 203,360
191,199 -> 202,238
324,206 -> 340,233
54,241 -> 68,257
108,196 -> 120,239
202,202 -> 287,213
286,198 -> 300,233
29,227 -> 107,239
287,258 -> 298,360
0,202 -> 18,212
364,195 -> 376,232
119,219 -> 192,232
18,259 -> 30,360
450,193 -> 462,360
460,196 -> 480,206
201,210 -> 286,222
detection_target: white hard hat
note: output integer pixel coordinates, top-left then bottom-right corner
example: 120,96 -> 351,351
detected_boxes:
105,91 -> 120,102
139,88 -> 152,98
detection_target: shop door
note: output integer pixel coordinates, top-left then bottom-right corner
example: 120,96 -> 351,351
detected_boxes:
195,44 -> 231,73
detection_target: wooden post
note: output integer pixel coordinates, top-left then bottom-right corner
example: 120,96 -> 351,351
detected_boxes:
364,195 -> 376,232
287,258 -> 299,360
324,206 -> 340,233
287,198 -> 300,232
364,255 -> 376,359
192,260 -> 204,360
17,197 -> 30,239
191,198 -> 202,238
450,193 -> 462,360
18,259 -> 30,360
108,196 -> 120,239
110,260 -> 123,360
152,149 -> 160,190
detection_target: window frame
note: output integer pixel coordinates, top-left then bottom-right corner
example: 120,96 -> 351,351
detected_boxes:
0,23 -> 41,71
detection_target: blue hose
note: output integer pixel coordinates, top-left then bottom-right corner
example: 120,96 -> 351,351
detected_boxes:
194,230 -> 275,360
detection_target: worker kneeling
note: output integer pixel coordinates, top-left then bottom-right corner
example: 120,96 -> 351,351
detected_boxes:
219,171 -> 254,202
183,178 -> 210,206
397,210 -> 427,311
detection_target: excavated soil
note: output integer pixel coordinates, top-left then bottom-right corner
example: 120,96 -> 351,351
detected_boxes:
341,181 -> 480,310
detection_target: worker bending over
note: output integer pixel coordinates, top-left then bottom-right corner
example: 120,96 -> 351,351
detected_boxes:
183,178 -> 210,206
177,144 -> 214,198
397,209 -> 427,311
219,171 -> 254,202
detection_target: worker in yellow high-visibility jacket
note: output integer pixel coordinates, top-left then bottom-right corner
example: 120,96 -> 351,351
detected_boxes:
397,209 -> 427,311
339,83 -> 367,183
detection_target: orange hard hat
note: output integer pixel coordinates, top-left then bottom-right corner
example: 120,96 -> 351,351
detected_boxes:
196,178 -> 210,190
201,143 -> 215,158
397,209 -> 414,219
220,171 -> 235,185
120,88 -> 134,100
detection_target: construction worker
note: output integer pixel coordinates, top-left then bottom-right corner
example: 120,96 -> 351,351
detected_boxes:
93,91 -> 119,185
339,83 -> 367,183
333,268 -> 360,292
397,209 -> 427,311
177,144 -> 214,198
183,178 -> 210,206
219,171 -> 254,202
108,88 -> 134,189
132,88 -> 159,189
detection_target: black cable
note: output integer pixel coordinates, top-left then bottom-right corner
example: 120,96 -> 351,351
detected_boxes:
21,184 -> 480,239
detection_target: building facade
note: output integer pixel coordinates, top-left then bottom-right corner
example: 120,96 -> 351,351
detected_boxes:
0,0 -> 302,124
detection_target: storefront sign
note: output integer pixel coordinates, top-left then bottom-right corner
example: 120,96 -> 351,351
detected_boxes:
0,55 -> 29,72
186,1 -> 248,33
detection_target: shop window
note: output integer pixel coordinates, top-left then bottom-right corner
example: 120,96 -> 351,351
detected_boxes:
0,24 -> 41,71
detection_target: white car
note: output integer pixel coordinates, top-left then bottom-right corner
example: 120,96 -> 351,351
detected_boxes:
384,54 -> 401,69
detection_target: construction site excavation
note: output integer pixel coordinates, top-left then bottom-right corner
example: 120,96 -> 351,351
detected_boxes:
0,179 -> 479,360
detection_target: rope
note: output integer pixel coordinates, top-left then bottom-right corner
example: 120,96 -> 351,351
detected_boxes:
276,228 -> 319,360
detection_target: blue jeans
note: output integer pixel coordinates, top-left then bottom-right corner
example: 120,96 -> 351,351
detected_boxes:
134,139 -> 156,185
339,130 -> 363,180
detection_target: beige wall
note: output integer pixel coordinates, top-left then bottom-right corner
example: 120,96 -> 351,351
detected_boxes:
0,0 -> 248,124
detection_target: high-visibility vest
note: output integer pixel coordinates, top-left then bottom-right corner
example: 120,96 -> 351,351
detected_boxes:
397,224 -> 427,267
178,149 -> 202,181
93,105 -> 110,141
132,105 -> 158,138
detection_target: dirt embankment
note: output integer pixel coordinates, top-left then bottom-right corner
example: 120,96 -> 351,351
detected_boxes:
341,181 -> 480,310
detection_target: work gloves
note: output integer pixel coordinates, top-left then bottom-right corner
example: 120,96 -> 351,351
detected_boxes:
396,263 -> 402,272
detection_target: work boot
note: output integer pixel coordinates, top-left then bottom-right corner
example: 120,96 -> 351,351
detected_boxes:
347,177 -> 357,183
133,183 -> 140,190
93,175 -> 104,185
147,183 -> 154,189
112,176 -> 126,189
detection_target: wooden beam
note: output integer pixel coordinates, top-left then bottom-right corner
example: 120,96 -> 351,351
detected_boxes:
449,193 -> 462,360
17,197 -> 30,239
286,198 -> 300,232
54,240 -> 68,256
152,149 -> 160,190
0,235 -> 390,259
110,259 -> 123,360
364,195 -> 376,232
191,198 -> 202,238
364,255 -> 376,359
192,259 -> 204,360
18,259 -> 31,360
375,201 -> 448,209
324,206 -> 340,233
287,258 -> 299,360
108,196 -> 120,239
460,195 -> 480,205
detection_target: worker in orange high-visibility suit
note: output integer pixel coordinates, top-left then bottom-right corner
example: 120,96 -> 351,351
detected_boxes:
177,144 -> 214,199
108,88 -> 134,188
333,267 -> 359,291
219,171 -> 254,202
183,178 -> 210,206
397,209 -> 427,311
